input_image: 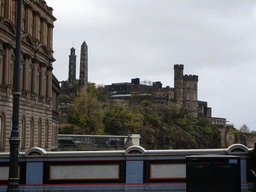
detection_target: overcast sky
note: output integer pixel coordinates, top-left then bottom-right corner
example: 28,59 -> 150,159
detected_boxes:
46,0 -> 256,131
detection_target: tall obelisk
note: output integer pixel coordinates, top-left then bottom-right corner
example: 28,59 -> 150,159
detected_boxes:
79,41 -> 88,91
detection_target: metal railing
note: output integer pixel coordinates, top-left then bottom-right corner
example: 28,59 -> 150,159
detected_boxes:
58,134 -> 127,149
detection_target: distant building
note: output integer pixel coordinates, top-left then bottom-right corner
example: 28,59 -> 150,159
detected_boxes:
0,0 -> 59,152
105,64 -> 228,145
174,64 -> 198,117
105,64 -> 199,116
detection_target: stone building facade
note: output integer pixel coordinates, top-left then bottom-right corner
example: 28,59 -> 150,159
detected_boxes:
0,0 -> 58,152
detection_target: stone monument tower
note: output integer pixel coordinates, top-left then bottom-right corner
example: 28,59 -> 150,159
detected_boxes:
79,41 -> 88,90
174,64 -> 198,117
174,64 -> 184,107
68,47 -> 76,84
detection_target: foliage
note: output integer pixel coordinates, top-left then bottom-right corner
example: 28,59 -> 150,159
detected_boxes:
59,126 -> 74,134
73,91 -> 105,134
60,83 -> 222,149
103,103 -> 143,135
88,83 -> 107,102
138,100 -> 221,149
67,111 -> 78,124
60,82 -> 79,96
230,125 -> 256,137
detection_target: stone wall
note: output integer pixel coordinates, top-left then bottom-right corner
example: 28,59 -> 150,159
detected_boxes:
223,130 -> 256,148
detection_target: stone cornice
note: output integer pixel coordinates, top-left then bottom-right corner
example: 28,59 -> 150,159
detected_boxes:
24,0 -> 56,23
23,53 -> 33,60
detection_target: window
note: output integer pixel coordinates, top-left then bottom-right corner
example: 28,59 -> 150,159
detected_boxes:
45,120 -> 49,148
0,115 -> 5,150
38,119 -> 42,147
21,118 -> 25,149
186,93 -> 190,101
30,118 -> 34,148
31,64 -> 34,93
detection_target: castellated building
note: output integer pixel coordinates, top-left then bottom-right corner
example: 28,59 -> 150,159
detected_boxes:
106,64 -> 199,117
0,0 -> 59,152
106,64 -> 228,146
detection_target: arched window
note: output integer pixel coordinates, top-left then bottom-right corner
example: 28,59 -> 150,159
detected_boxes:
38,119 -> 41,147
20,117 -> 25,149
186,93 -> 190,101
39,66 -> 42,96
31,64 -> 34,93
0,0 -> 4,18
0,115 -> 4,150
45,120 -> 49,148
30,118 -> 34,148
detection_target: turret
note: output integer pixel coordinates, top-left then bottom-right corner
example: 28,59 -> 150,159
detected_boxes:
174,64 -> 184,106
183,74 -> 198,118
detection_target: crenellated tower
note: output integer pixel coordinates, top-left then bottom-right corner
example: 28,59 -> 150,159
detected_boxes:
68,47 -> 76,84
183,74 -> 198,117
174,64 -> 198,117
174,64 -> 184,107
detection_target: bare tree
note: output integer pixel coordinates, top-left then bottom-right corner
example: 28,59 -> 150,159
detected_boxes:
239,124 -> 250,133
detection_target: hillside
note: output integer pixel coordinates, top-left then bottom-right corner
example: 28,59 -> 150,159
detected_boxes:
59,83 -> 221,149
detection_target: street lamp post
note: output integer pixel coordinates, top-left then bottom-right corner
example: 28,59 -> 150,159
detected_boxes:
7,0 -> 23,191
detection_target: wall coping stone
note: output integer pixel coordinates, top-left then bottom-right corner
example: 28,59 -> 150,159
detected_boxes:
0,144 -> 251,159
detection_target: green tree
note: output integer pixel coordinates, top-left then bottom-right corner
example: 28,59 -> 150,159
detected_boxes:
73,91 -> 104,134
59,126 -> 75,134
137,100 -> 221,149
103,103 -> 143,135
88,82 -> 107,102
